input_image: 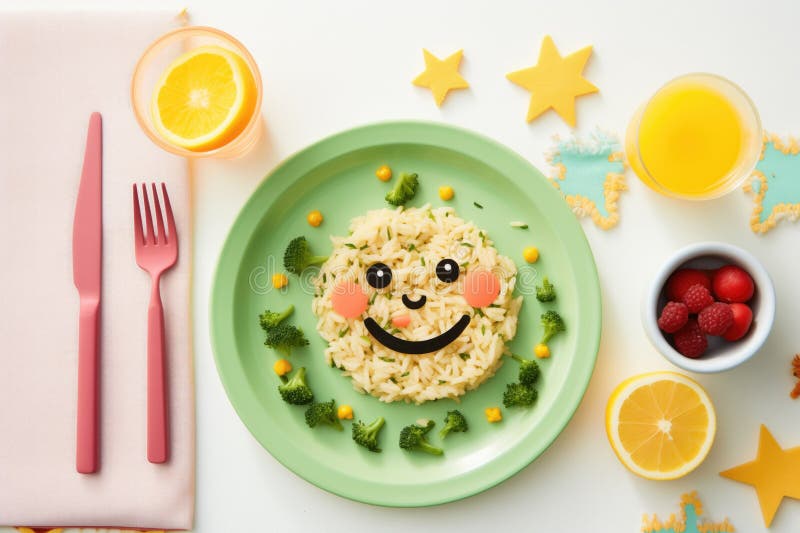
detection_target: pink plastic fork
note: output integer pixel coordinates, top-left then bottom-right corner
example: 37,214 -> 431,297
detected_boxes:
133,183 -> 178,464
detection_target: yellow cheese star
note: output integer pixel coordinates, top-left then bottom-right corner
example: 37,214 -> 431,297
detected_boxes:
412,49 -> 469,107
506,35 -> 598,126
720,425 -> 800,527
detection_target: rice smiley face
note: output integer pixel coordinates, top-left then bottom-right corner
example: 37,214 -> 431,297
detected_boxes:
312,205 -> 521,404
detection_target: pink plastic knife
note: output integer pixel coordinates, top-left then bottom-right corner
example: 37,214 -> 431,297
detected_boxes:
72,112 -> 103,474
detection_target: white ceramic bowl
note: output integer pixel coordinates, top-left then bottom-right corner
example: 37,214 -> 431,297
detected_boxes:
642,242 -> 775,373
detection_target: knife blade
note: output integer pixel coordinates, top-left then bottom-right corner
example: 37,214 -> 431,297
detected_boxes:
72,112 -> 102,474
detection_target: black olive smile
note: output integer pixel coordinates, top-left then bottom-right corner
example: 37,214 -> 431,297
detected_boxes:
364,314 -> 471,355
401,294 -> 426,309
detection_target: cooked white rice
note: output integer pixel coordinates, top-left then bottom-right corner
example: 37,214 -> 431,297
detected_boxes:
312,205 -> 521,404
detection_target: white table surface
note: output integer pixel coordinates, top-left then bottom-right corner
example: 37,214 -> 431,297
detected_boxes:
11,1 -> 800,531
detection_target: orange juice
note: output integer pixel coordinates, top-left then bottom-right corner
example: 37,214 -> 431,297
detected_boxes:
626,74 -> 761,199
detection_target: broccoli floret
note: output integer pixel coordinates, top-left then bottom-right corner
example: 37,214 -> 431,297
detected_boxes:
283,236 -> 328,275
399,420 -> 443,455
540,310 -> 566,345
264,323 -> 309,357
503,382 -> 538,408
510,354 -> 540,386
259,305 -> 294,332
352,416 -> 386,452
304,399 -> 343,430
385,172 -> 419,206
535,277 -> 556,302
278,367 -> 314,405
439,410 -> 468,440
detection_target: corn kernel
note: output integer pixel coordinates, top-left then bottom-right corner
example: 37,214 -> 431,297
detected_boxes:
438,185 -> 454,201
485,407 -> 502,423
337,404 -> 354,420
307,209 -> 323,227
375,165 -> 392,181
534,343 -> 551,358
523,246 -> 539,263
273,359 -> 292,377
272,273 -> 288,289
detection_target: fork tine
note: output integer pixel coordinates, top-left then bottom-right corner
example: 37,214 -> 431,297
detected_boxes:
133,183 -> 144,246
161,183 -> 177,245
141,182 -> 156,245
151,183 -> 167,245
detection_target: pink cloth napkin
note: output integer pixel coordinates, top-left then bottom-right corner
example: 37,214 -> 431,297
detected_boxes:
0,10 -> 194,530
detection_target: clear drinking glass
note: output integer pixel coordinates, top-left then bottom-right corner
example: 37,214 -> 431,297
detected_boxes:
131,26 -> 263,159
625,73 -> 762,200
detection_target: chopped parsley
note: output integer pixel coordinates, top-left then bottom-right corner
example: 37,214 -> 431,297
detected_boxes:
338,327 -> 349,338
459,353 -> 471,360
407,243 -> 416,251
460,242 -> 474,248
420,256 -> 426,266
510,221 -> 529,229
344,243 -> 356,249
473,201 -> 484,209
359,244 -> 369,250
379,356 -> 396,363
401,371 -> 410,377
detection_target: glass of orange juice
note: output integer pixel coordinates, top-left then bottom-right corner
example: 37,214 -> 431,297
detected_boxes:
131,26 -> 263,159
626,73 -> 761,200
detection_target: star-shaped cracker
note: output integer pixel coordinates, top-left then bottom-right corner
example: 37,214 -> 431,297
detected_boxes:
547,130 -> 626,229
641,491 -> 734,533
506,35 -> 598,126
720,425 -> 800,527
743,133 -> 800,233
412,49 -> 469,107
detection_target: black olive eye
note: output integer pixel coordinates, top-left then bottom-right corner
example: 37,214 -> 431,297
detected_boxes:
436,259 -> 460,283
366,262 -> 393,289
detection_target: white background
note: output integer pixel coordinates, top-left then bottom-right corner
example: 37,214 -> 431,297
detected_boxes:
11,0 -> 800,531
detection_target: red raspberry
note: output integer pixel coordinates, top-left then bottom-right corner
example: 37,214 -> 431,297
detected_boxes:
681,284 -> 715,313
673,318 -> 708,358
657,301 -> 689,333
666,268 -> 711,301
697,302 -> 734,336
712,265 -> 755,303
723,303 -> 753,341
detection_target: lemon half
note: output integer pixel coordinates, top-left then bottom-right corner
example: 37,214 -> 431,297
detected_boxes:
605,371 -> 716,480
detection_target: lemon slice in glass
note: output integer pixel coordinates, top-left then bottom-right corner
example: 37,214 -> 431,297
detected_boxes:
151,45 -> 257,152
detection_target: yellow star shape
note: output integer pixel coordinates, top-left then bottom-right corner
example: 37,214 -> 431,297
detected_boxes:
720,425 -> 800,527
506,35 -> 598,126
412,49 -> 469,107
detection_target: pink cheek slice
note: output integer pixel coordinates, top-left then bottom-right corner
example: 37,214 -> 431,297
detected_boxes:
391,314 -> 411,328
463,270 -> 501,308
331,281 -> 369,318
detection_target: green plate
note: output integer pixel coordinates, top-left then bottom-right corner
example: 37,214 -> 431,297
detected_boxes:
210,121 -> 601,507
